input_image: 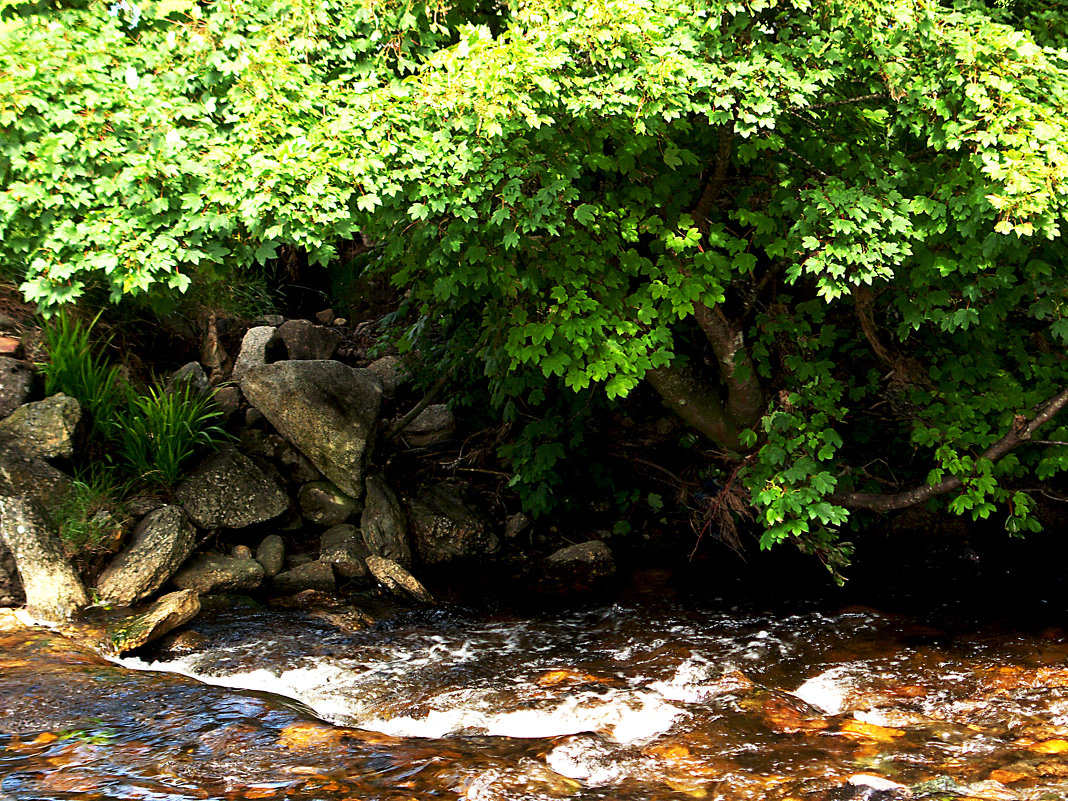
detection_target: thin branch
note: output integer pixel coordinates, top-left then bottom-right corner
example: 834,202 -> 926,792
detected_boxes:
791,93 -> 890,113
832,387 -> 1068,512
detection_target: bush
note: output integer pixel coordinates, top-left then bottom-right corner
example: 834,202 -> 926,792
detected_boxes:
114,381 -> 229,486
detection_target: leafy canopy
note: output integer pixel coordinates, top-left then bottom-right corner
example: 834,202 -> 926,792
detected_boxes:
4,0 -> 1068,570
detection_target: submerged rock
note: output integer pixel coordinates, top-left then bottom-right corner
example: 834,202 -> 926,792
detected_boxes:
0,495 -> 89,620
240,360 -> 382,499
0,357 -> 33,420
0,393 -> 81,459
176,448 -> 289,529
95,505 -> 196,607
361,475 -> 410,567
407,482 -> 497,565
171,553 -> 265,595
298,480 -> 360,527
104,589 -> 201,655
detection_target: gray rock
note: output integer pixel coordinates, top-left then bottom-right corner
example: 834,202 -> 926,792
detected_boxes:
176,448 -> 289,529
400,404 -> 455,447
105,589 -> 201,655
0,536 -> 24,607
0,358 -> 34,420
286,553 -> 315,570
240,429 -> 322,484
213,385 -> 242,418
0,393 -> 81,459
231,326 -> 276,384
0,444 -> 73,520
232,544 -> 252,560
270,320 -> 342,361
255,314 -> 286,328
272,560 -> 335,595
407,483 -> 498,565
171,553 -> 265,595
542,540 -> 616,591
361,475 -> 410,567
0,495 -> 89,620
366,555 -> 434,604
94,505 -> 196,607
320,524 -> 370,579
240,361 -> 382,499
367,355 -> 408,396
255,534 -> 285,577
165,362 -> 210,396
504,513 -> 531,540
299,480 -> 360,527
315,308 -> 334,325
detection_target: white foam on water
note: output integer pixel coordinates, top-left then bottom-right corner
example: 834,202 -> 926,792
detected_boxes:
545,736 -> 629,785
364,688 -> 684,743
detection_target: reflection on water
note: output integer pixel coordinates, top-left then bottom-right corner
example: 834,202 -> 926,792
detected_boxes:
2,587 -> 1068,800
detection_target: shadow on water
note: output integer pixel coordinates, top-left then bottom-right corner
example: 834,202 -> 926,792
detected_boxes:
2,526 -> 1068,801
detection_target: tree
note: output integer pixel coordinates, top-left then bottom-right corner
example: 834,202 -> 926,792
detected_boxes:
4,0 -> 1068,574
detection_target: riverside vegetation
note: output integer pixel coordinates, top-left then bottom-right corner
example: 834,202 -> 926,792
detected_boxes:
1,0 -> 1068,582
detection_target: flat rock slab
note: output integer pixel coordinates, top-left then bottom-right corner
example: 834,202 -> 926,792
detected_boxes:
95,505 -> 196,607
272,560 -> 335,595
0,444 -> 74,518
171,553 -> 265,595
0,393 -> 81,459
240,361 -> 382,499
366,555 -> 434,604
176,448 -> 288,529
104,589 -> 201,655
361,475 -> 410,567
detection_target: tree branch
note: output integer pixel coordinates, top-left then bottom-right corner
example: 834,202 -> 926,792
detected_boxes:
646,363 -> 741,452
694,302 -> 765,428
832,387 -> 1068,512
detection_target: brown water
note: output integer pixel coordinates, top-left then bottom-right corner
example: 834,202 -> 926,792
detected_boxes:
2,586 -> 1067,801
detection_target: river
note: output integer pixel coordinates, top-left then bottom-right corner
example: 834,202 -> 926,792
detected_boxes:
1,566 -> 1067,800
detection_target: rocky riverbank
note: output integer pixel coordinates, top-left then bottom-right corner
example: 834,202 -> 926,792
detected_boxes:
0,311 -> 617,654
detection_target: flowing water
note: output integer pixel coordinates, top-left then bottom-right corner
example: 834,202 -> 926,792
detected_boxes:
2,570 -> 1067,801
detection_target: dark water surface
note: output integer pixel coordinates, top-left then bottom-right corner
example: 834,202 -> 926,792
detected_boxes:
2,571 -> 1067,801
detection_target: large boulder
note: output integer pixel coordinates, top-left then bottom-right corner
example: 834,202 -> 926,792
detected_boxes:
298,480 -> 360,527
171,552 -> 265,594
0,358 -> 34,420
231,326 -> 276,384
94,506 -> 196,607
104,589 -> 201,655
175,448 -> 289,529
0,444 -> 73,520
320,524 -> 370,579
367,355 -> 409,397
269,320 -> 341,361
407,483 -> 498,565
0,495 -> 89,620
361,475 -> 410,567
0,393 -> 81,459
240,361 -> 382,499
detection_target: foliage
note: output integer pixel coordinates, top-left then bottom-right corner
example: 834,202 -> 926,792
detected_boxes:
53,468 -> 128,554
114,381 -> 229,486
7,0 -> 1068,575
39,312 -> 127,441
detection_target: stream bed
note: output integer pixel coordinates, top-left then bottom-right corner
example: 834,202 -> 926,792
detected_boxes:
2,572 -> 1067,801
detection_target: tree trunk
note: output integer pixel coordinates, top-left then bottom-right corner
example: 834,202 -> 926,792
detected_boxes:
646,363 -> 742,451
